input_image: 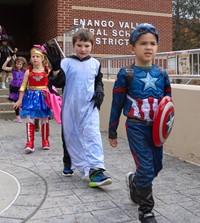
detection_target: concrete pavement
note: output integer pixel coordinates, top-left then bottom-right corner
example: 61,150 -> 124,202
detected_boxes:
0,170 -> 20,215
1,119 -> 200,223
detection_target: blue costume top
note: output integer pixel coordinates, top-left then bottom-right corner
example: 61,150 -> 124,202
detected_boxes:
109,64 -> 172,138
109,64 -> 172,188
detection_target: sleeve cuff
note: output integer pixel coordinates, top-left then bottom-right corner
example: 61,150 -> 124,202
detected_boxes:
109,131 -> 117,139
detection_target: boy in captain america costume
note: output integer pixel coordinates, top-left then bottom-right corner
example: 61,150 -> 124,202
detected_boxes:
108,23 -> 172,223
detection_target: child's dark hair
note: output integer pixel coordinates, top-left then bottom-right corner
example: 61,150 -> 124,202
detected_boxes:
72,29 -> 94,46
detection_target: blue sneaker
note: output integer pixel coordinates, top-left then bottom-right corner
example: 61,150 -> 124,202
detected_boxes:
89,169 -> 112,188
62,165 -> 74,177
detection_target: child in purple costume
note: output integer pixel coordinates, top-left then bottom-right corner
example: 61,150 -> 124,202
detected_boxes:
2,56 -> 27,122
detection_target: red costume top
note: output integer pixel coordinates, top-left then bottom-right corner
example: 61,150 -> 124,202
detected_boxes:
28,66 -> 49,89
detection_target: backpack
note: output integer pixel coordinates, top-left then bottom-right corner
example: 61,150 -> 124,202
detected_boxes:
124,64 -> 164,90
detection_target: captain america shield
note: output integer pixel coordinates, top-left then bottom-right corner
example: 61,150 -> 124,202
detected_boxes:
153,96 -> 175,147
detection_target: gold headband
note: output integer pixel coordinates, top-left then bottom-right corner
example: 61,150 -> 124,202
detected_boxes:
31,49 -> 44,58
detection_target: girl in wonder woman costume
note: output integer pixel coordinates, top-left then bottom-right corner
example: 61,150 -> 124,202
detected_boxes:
14,45 -> 52,154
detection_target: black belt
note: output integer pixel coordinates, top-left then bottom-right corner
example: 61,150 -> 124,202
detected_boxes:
127,117 -> 153,126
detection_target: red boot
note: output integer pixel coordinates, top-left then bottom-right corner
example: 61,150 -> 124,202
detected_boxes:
25,122 -> 35,154
41,120 -> 50,150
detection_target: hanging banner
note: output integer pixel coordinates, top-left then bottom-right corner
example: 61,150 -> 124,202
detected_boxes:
179,53 -> 190,75
167,53 -> 176,74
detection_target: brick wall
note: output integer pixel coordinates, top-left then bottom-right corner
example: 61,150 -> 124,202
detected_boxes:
0,0 -> 172,56
57,0 -> 73,36
0,5 -> 32,53
72,0 -> 172,13
73,0 -> 172,54
56,0 -> 172,55
31,0 -> 58,44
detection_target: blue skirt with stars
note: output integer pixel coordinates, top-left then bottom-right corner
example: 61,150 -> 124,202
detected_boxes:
20,90 -> 52,119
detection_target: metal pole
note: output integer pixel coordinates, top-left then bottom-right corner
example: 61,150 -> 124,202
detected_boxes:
107,59 -> 111,79
53,38 -> 66,58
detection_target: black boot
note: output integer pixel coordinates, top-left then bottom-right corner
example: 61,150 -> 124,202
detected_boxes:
138,212 -> 158,223
138,187 -> 158,223
126,172 -> 140,204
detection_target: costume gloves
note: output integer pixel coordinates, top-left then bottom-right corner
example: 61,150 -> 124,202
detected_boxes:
44,43 -> 61,71
90,84 -> 105,110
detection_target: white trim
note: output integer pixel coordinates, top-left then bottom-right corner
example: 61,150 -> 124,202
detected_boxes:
72,6 -> 172,17
0,170 -> 20,215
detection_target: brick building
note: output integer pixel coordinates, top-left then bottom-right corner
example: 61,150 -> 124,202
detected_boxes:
0,0 -> 172,57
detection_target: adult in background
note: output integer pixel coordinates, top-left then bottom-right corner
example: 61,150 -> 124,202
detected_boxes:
0,34 -> 18,89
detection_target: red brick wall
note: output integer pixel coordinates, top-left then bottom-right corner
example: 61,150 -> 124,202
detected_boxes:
72,0 -> 171,13
1,0 -> 59,54
31,0 -> 58,44
0,0 -> 172,56
55,0 -> 172,55
69,0 -> 172,54
57,0 -> 72,36
0,5 -> 32,53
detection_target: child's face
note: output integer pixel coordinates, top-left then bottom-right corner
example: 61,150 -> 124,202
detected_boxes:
2,40 -> 8,45
132,32 -> 158,67
74,40 -> 92,59
15,61 -> 23,70
31,53 -> 44,67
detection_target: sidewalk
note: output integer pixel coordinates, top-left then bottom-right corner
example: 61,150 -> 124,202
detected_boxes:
1,119 -> 200,223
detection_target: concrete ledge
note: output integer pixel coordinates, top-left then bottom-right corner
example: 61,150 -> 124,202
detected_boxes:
100,79 -> 200,165
0,111 -> 16,120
